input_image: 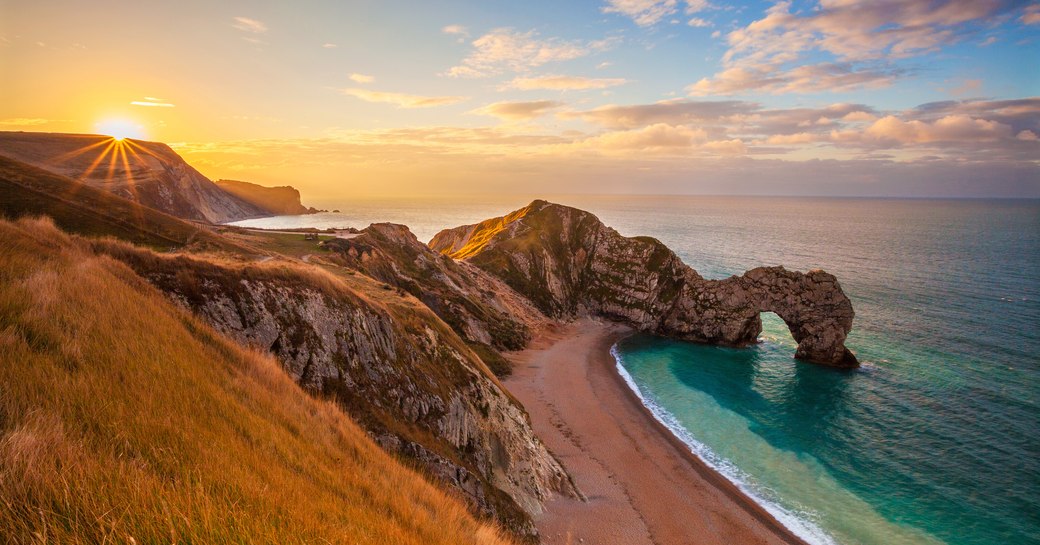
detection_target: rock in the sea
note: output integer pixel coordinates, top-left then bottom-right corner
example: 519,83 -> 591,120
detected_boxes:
431,200 -> 858,367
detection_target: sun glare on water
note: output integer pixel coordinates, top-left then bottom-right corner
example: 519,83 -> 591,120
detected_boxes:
95,119 -> 145,141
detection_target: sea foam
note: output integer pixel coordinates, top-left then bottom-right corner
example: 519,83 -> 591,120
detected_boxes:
611,343 -> 839,545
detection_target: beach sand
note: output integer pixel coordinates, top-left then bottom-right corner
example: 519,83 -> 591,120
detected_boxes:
503,318 -> 809,545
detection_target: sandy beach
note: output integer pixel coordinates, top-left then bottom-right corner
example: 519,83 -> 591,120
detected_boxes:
504,318 -> 809,545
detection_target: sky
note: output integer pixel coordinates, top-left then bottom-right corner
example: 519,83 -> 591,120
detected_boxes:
1,0 -> 1039,198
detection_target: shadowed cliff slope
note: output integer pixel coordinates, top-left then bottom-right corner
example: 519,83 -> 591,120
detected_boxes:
431,200 -> 857,367
321,223 -> 548,374
0,132 -> 298,223
0,217 -> 516,545
0,155 -> 248,252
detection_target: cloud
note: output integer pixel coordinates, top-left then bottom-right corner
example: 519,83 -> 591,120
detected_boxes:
602,0 -> 679,26
695,0 -> 1015,95
341,88 -> 467,108
0,118 -> 51,126
688,62 -> 905,95
442,24 -> 469,36
446,28 -> 613,78
688,17 -> 711,27
472,100 -> 564,120
849,115 -> 1014,144
1017,130 -> 1039,141
131,97 -> 175,108
561,99 -> 757,129
322,43 -> 337,49
581,123 -> 706,150
232,17 -> 267,34
503,75 -> 628,91
349,73 -> 374,84
1022,4 -> 1040,24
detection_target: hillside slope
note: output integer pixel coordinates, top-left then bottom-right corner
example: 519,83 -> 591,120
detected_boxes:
0,216 -> 514,544
216,179 -> 314,215
321,223 -> 548,374
431,200 -> 858,367
0,132 -> 267,223
0,155 -> 246,252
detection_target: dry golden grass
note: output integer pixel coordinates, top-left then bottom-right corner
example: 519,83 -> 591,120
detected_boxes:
439,203 -> 535,260
0,217 -> 514,545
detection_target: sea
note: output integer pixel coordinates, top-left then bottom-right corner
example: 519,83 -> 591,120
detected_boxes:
231,195 -> 1040,545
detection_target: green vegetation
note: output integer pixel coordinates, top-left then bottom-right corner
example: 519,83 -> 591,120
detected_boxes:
0,216 -> 514,545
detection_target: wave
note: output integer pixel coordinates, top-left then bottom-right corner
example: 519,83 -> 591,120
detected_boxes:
610,342 -> 840,545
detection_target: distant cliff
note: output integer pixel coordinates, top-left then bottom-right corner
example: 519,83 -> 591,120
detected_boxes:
431,200 -> 858,367
216,179 -> 314,215
0,132 -> 304,223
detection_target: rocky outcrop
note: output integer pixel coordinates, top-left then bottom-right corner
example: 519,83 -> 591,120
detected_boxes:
431,200 -> 857,367
322,223 -> 548,373
94,241 -> 577,538
0,132 -> 270,223
215,179 -> 315,215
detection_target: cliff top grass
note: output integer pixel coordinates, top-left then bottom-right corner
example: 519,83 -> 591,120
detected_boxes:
0,216 -> 514,545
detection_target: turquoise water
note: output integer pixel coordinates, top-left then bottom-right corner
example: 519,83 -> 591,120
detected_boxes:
234,196 -> 1040,545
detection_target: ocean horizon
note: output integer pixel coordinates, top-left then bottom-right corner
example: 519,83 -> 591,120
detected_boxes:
233,195 -> 1040,545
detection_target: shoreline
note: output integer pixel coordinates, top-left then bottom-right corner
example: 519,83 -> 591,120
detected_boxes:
504,318 -> 810,545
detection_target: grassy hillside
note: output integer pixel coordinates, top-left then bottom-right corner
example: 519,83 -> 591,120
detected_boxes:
0,216 -> 513,545
0,155 -> 244,252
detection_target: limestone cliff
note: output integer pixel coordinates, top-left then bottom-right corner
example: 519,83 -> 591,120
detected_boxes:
431,200 -> 858,367
216,179 -> 315,215
94,241 -> 577,538
0,132 -> 269,223
321,223 -> 548,371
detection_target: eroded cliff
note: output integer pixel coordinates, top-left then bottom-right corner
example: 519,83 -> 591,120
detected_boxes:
321,223 -> 548,373
431,200 -> 857,367
95,240 -> 577,538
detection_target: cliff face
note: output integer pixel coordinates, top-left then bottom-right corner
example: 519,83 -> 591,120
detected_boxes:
322,223 -> 548,363
95,241 -> 576,537
0,132 -> 269,223
216,179 -> 313,215
431,200 -> 857,367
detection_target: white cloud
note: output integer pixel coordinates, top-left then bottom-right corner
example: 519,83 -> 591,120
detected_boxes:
688,17 -> 711,27
602,0 -> 679,26
442,24 -> 468,36
688,62 -> 903,95
472,100 -> 564,121
131,97 -> 175,108
504,75 -> 628,91
232,17 -> 267,34
349,73 -> 375,84
323,43 -> 337,49
695,0 -> 1012,95
447,28 -> 613,78
602,0 -> 710,26
341,88 -> 467,108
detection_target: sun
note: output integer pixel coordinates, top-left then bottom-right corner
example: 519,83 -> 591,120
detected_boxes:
95,119 -> 146,141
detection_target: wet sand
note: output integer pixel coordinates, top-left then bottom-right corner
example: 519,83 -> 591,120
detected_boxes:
504,318 -> 809,545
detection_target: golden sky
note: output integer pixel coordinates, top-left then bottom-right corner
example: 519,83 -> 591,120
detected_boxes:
2,0 -> 1038,197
